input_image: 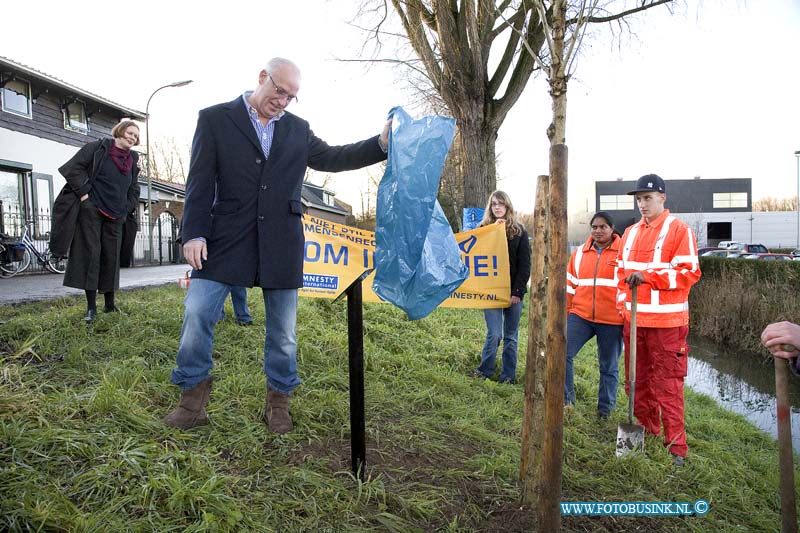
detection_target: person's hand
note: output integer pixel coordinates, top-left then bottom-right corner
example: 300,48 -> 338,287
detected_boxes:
80,194 -> 89,202
625,272 -> 644,288
761,321 -> 800,359
183,239 -> 207,270
511,296 -> 521,305
379,119 -> 391,150
495,219 -> 506,225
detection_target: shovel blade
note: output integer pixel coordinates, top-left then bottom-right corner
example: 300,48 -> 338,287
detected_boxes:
616,423 -> 645,457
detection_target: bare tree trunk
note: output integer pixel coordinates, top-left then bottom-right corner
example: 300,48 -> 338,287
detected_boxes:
538,143 -> 568,531
547,67 -> 568,144
520,175 -> 549,491
438,132 -> 466,230
536,2 -> 569,528
460,123 -> 498,207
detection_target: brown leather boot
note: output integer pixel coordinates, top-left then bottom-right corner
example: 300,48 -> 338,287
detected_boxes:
163,377 -> 214,429
265,387 -> 293,434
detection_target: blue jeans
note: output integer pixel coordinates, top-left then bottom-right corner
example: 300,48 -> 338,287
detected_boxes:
218,286 -> 253,323
477,301 -> 523,382
564,313 -> 623,415
171,279 -> 301,394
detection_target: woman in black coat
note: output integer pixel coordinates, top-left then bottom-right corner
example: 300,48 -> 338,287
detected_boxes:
474,190 -> 531,384
58,120 -> 141,322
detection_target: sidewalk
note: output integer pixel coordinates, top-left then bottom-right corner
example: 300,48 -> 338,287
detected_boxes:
0,264 -> 190,306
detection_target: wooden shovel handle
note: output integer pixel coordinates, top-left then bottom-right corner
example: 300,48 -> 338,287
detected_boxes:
775,357 -> 797,532
628,286 -> 637,426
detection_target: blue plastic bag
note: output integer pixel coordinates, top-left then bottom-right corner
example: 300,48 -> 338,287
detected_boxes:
373,106 -> 469,320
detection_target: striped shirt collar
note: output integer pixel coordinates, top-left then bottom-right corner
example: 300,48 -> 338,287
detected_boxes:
242,91 -> 285,122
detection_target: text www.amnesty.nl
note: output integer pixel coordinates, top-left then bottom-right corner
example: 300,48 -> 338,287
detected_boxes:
560,500 -> 710,516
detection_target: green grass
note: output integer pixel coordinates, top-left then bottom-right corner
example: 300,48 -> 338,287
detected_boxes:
0,286 -> 796,531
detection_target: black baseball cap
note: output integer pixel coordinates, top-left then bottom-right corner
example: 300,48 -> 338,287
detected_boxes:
627,174 -> 666,195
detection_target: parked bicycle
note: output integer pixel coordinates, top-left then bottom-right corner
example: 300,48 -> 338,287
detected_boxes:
0,224 -> 67,277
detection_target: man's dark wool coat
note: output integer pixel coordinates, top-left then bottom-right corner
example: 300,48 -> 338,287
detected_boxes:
181,96 -> 386,288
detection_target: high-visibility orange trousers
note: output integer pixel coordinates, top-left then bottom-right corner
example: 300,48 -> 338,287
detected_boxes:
623,322 -> 690,458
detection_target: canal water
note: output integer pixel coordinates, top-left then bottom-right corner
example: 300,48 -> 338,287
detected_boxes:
686,336 -> 800,453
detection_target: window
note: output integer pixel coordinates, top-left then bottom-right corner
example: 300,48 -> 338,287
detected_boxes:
0,170 -> 23,235
713,192 -> 747,209
323,191 -> 334,206
32,173 -> 53,238
599,194 -> 634,210
1,79 -> 32,117
139,203 -> 151,252
64,100 -> 89,133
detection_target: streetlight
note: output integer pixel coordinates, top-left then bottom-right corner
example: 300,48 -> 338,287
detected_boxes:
795,150 -> 800,249
145,80 -> 193,262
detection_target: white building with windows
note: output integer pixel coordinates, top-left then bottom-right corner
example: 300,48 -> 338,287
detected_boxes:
595,177 -> 798,249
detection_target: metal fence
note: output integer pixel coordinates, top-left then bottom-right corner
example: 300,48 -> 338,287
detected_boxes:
1,209 -> 184,274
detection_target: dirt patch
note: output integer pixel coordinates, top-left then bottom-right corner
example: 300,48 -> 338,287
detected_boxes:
0,339 -> 63,367
0,340 -> 13,355
287,432 -> 684,531
288,431 -> 520,530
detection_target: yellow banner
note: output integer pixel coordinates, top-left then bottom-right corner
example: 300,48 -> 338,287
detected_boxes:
299,215 -> 510,308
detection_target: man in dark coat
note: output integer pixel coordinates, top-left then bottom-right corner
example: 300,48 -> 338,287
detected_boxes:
163,57 -> 390,433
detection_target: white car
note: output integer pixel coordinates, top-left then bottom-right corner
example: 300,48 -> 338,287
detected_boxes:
702,250 -> 732,258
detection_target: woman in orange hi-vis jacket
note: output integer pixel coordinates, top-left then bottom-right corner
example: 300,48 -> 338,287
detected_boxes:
616,174 -> 701,467
564,211 -> 624,419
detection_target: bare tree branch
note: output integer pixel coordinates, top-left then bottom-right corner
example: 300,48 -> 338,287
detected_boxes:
334,56 -> 430,79
574,0 -> 673,24
491,5 -> 549,127
533,1 -> 556,64
391,0 -> 446,93
488,5 -> 526,40
563,0 -> 599,74
487,5 -> 526,97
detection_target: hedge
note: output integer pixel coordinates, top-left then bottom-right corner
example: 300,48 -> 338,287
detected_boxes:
690,257 -> 800,354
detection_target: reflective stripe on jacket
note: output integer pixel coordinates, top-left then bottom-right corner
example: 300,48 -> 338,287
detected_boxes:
616,209 -> 701,328
566,234 -> 623,325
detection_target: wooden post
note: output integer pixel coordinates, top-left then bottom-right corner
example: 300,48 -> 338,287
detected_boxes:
347,280 -> 367,482
537,144 -> 569,531
775,357 -> 797,533
521,175 -> 550,489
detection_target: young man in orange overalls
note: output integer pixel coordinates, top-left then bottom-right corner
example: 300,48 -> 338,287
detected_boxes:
616,174 -> 701,466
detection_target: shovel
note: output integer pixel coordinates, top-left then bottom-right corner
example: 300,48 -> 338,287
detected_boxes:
616,285 -> 645,457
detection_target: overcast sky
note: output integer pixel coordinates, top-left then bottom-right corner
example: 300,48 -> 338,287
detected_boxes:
2,0 -> 798,216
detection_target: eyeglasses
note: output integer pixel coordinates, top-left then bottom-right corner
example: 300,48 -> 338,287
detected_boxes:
266,73 -> 298,104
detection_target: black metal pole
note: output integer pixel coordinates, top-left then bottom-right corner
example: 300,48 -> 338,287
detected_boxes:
346,279 -> 366,481
157,217 -> 163,265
